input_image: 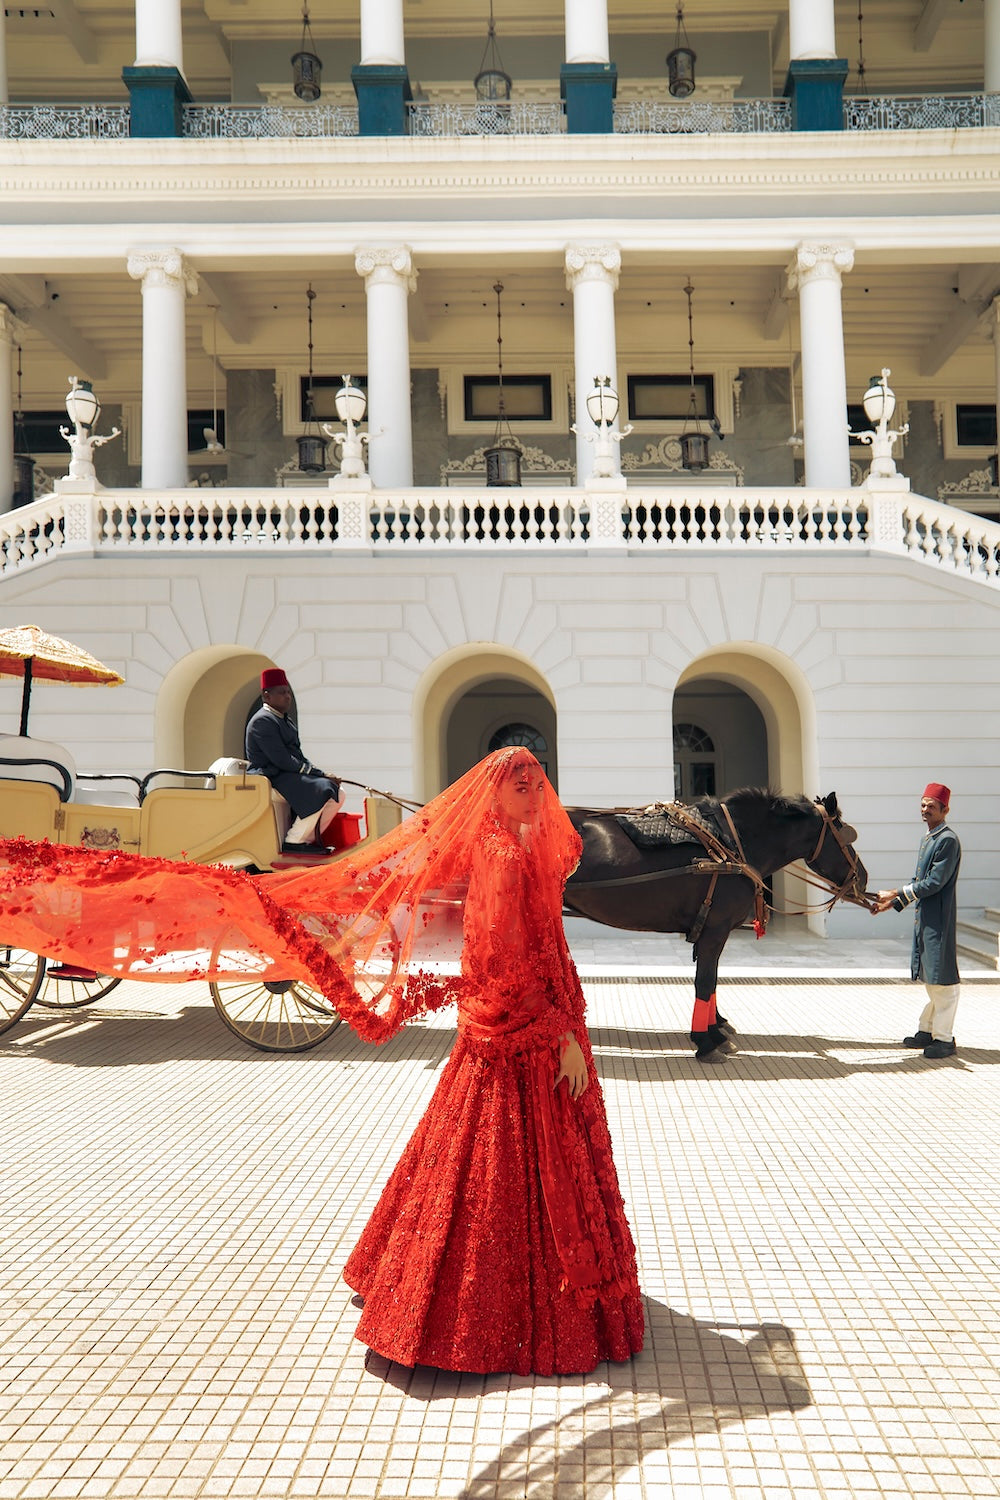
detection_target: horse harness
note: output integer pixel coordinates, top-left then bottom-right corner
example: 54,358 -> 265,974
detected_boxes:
570,797 -> 861,944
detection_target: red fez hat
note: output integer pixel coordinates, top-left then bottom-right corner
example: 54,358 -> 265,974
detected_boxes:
923,782 -> 950,805
261,667 -> 290,692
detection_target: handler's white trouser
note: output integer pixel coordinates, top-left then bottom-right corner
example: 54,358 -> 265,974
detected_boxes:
918,983 -> 961,1043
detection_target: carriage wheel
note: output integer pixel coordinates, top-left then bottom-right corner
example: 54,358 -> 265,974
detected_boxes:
0,946 -> 45,1035
33,966 -> 122,1010
209,977 -> 342,1053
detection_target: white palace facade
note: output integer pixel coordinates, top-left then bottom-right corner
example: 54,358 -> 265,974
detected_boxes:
1,0 -> 999,938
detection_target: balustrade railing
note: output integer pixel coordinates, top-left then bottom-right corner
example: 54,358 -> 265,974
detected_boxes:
2,487 -> 999,591
614,99 -> 790,134
844,93 -> 1000,130
407,101 -> 564,136
0,104 -> 130,140
182,104 -> 359,139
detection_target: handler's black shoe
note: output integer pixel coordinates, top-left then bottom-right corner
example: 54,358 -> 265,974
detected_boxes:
902,1030 -> 933,1048
923,1039 -> 956,1059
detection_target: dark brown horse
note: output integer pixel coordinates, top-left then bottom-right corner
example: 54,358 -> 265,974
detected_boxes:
564,789 -> 868,1061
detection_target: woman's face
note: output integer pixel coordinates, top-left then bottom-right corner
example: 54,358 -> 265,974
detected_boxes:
496,761 -> 546,831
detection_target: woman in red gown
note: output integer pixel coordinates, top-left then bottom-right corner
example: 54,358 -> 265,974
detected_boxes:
339,749 -> 644,1375
0,748 -> 643,1375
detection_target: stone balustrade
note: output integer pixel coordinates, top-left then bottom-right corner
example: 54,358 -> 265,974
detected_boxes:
2,485 -> 998,589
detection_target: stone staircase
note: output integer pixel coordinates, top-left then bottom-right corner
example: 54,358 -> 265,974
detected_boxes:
956,908 -> 1000,972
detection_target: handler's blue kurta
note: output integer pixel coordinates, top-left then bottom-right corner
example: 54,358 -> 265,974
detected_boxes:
892,822 -> 961,985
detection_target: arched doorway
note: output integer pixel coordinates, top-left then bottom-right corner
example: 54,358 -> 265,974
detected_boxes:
155,646 -> 275,768
672,679 -> 769,799
413,646 -> 557,799
674,646 -> 821,932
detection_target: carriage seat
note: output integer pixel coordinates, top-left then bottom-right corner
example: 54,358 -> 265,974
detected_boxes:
74,774 -> 141,807
0,735 -> 76,802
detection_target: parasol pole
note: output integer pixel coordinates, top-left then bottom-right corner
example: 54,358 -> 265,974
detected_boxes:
19,655 -> 32,736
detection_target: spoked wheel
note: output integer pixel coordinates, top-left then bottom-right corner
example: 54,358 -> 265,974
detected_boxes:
209,977 -> 342,1052
0,946 -> 45,1035
33,965 -> 122,1011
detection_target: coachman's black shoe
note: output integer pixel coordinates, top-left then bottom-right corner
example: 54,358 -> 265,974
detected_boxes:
902,1031 -> 933,1048
923,1039 -> 957,1059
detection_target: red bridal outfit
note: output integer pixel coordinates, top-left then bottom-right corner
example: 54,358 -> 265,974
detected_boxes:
0,749 -> 643,1375
315,749 -> 644,1376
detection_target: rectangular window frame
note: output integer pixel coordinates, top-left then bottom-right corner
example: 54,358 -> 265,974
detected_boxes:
939,398 -> 999,460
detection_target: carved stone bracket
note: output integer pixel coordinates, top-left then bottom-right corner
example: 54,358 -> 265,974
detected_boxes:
441,443 -> 575,484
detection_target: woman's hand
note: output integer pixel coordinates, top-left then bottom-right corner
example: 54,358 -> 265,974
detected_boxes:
555,1033 -> 589,1099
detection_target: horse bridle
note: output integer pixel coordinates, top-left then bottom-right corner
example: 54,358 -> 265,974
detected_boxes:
796,799 -> 872,910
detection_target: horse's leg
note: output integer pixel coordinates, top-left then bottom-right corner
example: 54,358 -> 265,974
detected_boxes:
689,930 -> 732,1061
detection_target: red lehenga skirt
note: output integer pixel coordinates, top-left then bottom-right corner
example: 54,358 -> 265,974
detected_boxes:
343,1027 -> 644,1377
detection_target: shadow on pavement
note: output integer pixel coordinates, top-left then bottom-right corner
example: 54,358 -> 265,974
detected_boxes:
363,1296 -> 811,1499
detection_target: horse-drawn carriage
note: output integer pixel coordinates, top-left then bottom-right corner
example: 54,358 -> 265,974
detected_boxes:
0,738 -> 403,1052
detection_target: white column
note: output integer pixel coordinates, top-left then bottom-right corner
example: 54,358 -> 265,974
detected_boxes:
787,243 -> 854,489
788,0 -> 837,60
565,0 -> 610,65
0,8 -> 9,106
565,245 -> 621,484
0,306 -> 15,513
355,246 -> 415,489
134,0 -> 184,72
986,0 -> 1000,95
360,0 -> 405,66
127,249 -> 197,489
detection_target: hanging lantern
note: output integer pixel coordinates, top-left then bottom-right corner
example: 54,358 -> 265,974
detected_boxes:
296,285 -> 327,474
484,280 -> 522,488
474,0 -> 512,102
679,278 -> 711,473
666,3 -> 696,99
292,5 -> 322,102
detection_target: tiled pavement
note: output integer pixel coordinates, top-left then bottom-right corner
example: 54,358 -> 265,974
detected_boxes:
3,922 -> 1000,1500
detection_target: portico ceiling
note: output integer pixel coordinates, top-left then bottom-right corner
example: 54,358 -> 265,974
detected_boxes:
1,1 -> 987,95
3,258 -> 995,412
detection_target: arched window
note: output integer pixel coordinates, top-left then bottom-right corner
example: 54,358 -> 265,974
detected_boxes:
673,721 -> 717,801
488,722 -> 548,773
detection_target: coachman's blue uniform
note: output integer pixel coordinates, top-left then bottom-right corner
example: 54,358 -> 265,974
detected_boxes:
892,822 -> 961,986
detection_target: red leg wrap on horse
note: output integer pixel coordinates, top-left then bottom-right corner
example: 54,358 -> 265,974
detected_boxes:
707,992 -> 717,1026
691,997 -> 713,1032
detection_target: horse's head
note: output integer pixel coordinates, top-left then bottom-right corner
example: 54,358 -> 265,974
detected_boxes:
807,792 -> 868,904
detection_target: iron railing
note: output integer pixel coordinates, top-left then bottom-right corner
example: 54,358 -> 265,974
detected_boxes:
0,104 -> 130,139
407,101 -> 565,136
182,104 -> 359,138
614,99 -> 791,134
844,93 -> 1000,130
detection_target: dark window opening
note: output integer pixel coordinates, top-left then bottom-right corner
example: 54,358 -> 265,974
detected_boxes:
299,375 -> 368,423
627,374 -> 715,422
464,375 -> 552,422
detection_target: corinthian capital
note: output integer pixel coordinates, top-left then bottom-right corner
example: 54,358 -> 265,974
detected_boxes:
787,242 -> 855,292
355,245 -> 417,292
127,249 -> 198,297
565,245 -> 621,292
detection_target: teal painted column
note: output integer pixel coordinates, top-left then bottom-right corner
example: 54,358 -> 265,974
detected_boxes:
352,64 -> 412,135
122,66 -> 191,137
783,58 -> 849,131
560,62 -> 617,134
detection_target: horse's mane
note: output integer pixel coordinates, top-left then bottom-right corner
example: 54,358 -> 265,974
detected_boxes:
696,787 -> 819,823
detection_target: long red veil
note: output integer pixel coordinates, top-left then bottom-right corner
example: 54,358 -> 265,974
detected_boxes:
0,749 -> 579,1042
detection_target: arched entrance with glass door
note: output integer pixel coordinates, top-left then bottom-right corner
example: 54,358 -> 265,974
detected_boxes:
414,645 -> 557,799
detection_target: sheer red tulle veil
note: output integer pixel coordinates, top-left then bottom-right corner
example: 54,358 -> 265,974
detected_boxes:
0,748 -> 578,1041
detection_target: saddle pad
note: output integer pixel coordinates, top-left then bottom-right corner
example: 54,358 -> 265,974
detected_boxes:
615,804 -> 734,852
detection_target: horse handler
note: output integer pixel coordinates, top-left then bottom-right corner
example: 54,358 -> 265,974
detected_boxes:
872,782 -> 961,1059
